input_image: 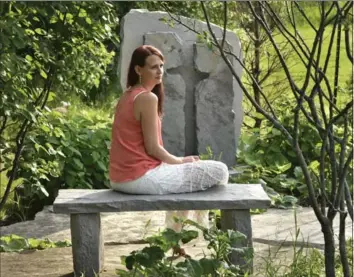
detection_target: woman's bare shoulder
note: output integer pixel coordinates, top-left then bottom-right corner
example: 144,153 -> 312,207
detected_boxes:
136,91 -> 158,103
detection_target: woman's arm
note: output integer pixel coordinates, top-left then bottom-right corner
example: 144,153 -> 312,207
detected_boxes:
136,92 -> 183,164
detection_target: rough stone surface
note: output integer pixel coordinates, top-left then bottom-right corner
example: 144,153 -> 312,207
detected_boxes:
70,214 -> 104,277
119,9 -> 241,93
194,41 -> 237,165
161,72 -> 186,156
53,184 -> 271,214
221,209 -> 253,270
144,32 -> 183,70
195,77 -> 235,165
194,41 -> 234,74
0,208 -> 166,244
119,9 -> 243,163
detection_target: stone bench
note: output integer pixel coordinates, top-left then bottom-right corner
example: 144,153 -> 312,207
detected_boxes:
53,184 -> 270,277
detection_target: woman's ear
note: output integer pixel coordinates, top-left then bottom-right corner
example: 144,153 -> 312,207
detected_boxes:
134,65 -> 141,77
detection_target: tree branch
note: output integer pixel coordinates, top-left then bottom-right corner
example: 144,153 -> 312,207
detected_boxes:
200,2 -> 290,138
221,1 -> 227,49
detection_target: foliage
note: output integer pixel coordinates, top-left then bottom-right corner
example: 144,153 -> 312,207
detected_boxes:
0,234 -> 71,252
0,1 -> 117,213
233,98 -> 353,207
14,109 -> 111,217
117,218 -> 252,277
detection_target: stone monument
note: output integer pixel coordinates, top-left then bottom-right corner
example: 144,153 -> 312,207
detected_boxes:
118,9 -> 243,167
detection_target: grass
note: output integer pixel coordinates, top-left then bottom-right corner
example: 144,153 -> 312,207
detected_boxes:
240,20 -> 352,127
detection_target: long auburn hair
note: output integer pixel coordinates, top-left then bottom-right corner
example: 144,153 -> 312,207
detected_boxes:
127,45 -> 164,116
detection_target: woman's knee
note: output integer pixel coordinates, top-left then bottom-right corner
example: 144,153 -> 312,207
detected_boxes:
215,161 -> 229,184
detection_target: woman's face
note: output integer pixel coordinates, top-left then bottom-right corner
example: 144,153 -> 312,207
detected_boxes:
139,54 -> 164,85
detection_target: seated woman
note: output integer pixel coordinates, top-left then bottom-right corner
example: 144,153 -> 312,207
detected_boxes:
109,45 -> 229,251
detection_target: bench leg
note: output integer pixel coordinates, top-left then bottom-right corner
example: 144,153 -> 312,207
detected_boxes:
220,209 -> 253,273
70,213 -> 104,277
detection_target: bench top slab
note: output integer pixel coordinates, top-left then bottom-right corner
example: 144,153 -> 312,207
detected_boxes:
53,184 -> 271,214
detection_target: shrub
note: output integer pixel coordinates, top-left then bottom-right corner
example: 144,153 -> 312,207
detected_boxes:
12,109 -> 112,219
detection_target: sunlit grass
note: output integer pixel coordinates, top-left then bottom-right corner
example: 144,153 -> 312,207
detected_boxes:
240,21 -> 352,127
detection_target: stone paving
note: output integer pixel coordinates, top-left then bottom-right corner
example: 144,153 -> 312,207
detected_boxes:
1,206 -> 351,247
0,207 -> 352,276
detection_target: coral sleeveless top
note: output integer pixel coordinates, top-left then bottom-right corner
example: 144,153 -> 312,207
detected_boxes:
109,87 -> 163,183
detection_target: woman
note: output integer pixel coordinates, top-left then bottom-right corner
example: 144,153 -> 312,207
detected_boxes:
109,45 -> 229,237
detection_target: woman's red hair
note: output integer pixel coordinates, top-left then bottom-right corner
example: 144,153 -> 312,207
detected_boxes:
127,45 -> 164,115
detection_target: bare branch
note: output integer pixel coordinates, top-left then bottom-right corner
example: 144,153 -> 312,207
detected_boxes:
334,148 -> 353,211
344,180 -> 353,220
333,2 -> 343,107
329,100 -> 353,125
293,2 -> 317,31
248,2 -> 300,97
264,2 -> 311,60
344,28 -> 353,63
221,2 -> 227,49
286,1 -> 311,54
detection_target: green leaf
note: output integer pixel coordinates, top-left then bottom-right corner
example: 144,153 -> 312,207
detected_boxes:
92,151 -> 100,161
141,246 -> 165,266
34,28 -> 46,35
276,162 -> 292,173
25,55 -> 33,62
47,92 -> 56,102
85,17 -> 92,24
40,70 -> 47,79
54,240 -> 71,247
294,166 -> 303,179
73,158 -> 84,169
49,16 -> 58,24
39,185 -> 49,197
184,259 -> 203,277
308,160 -> 320,172
93,78 -> 100,88
28,238 -> 40,249
97,161 -> 106,171
25,28 -> 35,35
125,255 -> 136,270
227,229 -> 247,244
199,258 -> 220,275
69,146 -> 82,157
78,9 -> 87,17
282,195 -> 298,206
272,128 -> 282,136
181,230 -> 199,244
0,235 -> 28,252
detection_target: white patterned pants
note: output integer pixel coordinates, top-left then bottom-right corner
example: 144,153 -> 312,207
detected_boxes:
110,160 -> 229,231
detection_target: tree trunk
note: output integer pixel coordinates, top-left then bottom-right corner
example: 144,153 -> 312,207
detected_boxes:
323,221 -> 336,277
339,200 -> 351,277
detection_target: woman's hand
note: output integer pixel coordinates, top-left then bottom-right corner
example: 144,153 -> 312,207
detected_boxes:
182,156 -> 200,163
